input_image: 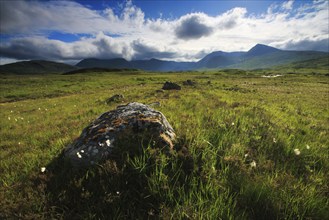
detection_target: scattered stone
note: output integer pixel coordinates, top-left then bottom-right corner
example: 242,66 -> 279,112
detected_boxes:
64,102 -> 176,167
162,81 -> 181,90
106,94 -> 124,104
183,79 -> 196,86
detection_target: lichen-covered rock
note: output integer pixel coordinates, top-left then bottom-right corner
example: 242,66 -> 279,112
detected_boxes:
64,102 -> 176,167
162,81 -> 181,90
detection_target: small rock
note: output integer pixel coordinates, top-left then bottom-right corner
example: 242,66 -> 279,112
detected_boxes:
106,94 -> 124,104
162,81 -> 181,90
183,79 -> 196,86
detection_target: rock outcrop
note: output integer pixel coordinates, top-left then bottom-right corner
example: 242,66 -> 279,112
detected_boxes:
64,102 -> 176,167
162,81 -> 181,90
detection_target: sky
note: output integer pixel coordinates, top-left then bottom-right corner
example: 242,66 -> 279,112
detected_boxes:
0,0 -> 328,65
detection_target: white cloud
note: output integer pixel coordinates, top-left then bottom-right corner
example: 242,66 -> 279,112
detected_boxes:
282,0 -> 294,10
0,0 -> 328,63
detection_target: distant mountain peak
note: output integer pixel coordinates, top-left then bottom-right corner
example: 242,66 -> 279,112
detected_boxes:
246,44 -> 280,57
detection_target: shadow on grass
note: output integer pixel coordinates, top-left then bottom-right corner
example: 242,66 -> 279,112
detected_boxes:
44,152 -> 161,219
43,143 -> 193,219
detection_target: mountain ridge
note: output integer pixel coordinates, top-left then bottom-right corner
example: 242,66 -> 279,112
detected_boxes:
1,44 -> 328,74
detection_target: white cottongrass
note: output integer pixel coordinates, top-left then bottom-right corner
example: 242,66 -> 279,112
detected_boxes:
41,167 -> 46,173
231,122 -> 235,126
294,148 -> 301,155
77,152 -> 82,158
306,145 -> 310,150
106,139 -> 111,147
250,160 -> 257,168
273,138 -> 277,143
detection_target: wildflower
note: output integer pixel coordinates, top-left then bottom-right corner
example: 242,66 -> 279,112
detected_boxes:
294,149 -> 301,155
116,191 -> 120,195
273,138 -> 277,143
77,152 -> 82,158
306,145 -> 310,150
244,153 -> 249,158
38,108 -> 41,110
250,160 -> 257,168
80,150 -> 84,153
41,167 -> 46,173
231,122 -> 235,126
106,139 -> 111,147
18,142 -> 21,145
8,116 -> 11,120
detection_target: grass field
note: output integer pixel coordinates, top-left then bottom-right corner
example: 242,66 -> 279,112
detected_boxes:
0,68 -> 328,219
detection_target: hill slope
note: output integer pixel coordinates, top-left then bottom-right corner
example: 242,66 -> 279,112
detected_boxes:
0,60 -> 77,74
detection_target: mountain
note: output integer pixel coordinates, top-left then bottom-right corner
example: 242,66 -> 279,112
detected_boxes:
76,58 -> 132,69
229,50 -> 328,69
76,58 -> 194,72
196,51 -> 245,68
76,45 -> 328,71
0,60 -> 77,74
1,44 -> 328,74
245,44 -> 281,57
196,44 -> 327,70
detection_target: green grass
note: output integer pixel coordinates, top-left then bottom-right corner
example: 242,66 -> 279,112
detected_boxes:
0,69 -> 328,219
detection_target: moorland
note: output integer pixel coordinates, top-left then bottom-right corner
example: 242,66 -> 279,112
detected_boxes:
0,57 -> 328,219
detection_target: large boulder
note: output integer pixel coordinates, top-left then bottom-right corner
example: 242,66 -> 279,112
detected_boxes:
64,102 -> 176,167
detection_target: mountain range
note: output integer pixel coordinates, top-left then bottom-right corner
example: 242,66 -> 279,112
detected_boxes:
0,44 -> 328,74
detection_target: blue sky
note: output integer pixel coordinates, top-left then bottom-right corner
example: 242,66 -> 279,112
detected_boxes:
0,0 -> 328,64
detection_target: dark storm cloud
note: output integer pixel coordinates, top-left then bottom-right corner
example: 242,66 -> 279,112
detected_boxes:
0,34 -> 132,61
0,38 -> 63,60
131,40 -> 177,60
175,15 -> 213,40
283,38 -> 329,52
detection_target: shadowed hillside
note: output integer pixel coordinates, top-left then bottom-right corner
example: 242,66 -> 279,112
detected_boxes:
0,60 -> 77,74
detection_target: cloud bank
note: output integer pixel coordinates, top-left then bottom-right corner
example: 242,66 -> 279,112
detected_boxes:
0,0 -> 328,64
